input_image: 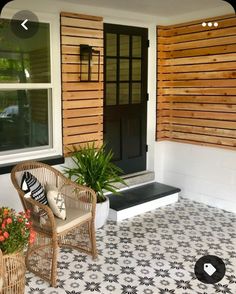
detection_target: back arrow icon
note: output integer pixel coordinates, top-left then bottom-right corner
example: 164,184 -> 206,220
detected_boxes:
21,19 -> 28,30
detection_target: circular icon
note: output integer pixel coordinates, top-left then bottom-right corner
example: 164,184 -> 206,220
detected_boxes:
11,10 -> 39,39
194,255 -> 226,284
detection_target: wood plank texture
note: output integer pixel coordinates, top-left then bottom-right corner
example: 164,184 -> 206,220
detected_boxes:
61,12 -> 104,155
156,14 -> 236,151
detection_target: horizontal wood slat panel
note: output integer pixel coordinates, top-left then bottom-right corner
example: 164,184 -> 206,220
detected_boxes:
160,35 -> 235,51
157,14 -> 235,37
64,132 -> 103,145
159,80 -> 236,88
63,99 -> 103,109
159,71 -> 236,81
61,12 -> 104,155
158,61 -> 236,73
61,16 -> 103,29
158,102 -> 236,112
157,15 -> 236,151
63,107 -> 103,118
64,116 -> 103,127
61,36 -> 103,47
63,91 -> 103,100
159,44 -> 236,59
159,53 -> 236,66
159,96 -> 236,104
64,124 -> 103,136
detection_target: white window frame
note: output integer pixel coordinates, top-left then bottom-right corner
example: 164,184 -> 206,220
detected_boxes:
0,9 -> 62,165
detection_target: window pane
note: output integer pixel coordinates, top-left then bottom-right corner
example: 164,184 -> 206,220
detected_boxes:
120,59 -> 129,81
132,83 -> 141,104
119,83 -> 129,105
0,19 -> 51,83
106,33 -> 117,57
106,84 -> 117,105
120,35 -> 129,57
0,89 -> 50,152
106,59 -> 117,81
132,59 -> 141,80
132,36 -> 142,58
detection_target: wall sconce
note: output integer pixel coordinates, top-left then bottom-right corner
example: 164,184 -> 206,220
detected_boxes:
80,44 -> 100,82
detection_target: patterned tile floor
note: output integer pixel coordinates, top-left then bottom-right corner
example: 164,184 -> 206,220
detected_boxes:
25,197 -> 236,294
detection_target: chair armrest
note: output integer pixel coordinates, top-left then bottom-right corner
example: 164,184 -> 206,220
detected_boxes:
24,198 -> 56,235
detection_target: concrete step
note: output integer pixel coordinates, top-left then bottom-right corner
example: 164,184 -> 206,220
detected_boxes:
116,170 -> 155,190
108,182 -> 181,221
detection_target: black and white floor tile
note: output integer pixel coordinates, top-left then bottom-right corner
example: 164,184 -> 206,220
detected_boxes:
25,197 -> 236,294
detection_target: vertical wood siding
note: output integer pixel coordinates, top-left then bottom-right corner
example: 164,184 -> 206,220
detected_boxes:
60,12 -> 104,154
157,14 -> 236,150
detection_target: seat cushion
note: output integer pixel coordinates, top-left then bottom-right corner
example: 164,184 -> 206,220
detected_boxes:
55,207 -> 92,234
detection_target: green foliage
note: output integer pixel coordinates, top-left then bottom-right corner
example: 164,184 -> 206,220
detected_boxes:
64,143 -> 127,203
0,207 -> 35,254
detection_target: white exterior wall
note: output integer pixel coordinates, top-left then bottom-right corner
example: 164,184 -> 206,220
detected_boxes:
0,0 -> 160,211
0,0 -> 233,212
155,141 -> 236,214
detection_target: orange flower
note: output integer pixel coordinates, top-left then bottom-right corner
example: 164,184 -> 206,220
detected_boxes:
3,208 -> 8,216
0,236 -> 5,242
18,218 -> 23,223
3,232 -> 9,239
1,223 -> 5,229
6,218 -> 12,224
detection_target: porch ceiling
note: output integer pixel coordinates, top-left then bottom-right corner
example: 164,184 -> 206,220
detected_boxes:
61,0 -> 232,17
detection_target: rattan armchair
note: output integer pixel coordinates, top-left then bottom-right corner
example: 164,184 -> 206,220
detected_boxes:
11,161 -> 97,287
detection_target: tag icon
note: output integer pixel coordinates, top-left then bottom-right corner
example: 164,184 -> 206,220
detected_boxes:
194,255 -> 226,284
204,263 -> 216,276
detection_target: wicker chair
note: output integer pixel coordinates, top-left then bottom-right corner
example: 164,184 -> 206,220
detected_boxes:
11,161 -> 97,287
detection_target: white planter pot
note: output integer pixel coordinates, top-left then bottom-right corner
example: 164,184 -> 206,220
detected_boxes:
95,196 -> 110,229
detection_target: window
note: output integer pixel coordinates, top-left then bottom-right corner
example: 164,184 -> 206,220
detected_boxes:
0,16 -> 61,165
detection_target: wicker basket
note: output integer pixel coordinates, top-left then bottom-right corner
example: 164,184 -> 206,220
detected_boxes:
0,250 -> 26,294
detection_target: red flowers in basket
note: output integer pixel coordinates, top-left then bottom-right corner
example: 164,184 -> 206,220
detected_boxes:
0,207 -> 35,254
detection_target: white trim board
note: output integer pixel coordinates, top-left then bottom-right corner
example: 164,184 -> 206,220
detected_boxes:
108,192 -> 179,222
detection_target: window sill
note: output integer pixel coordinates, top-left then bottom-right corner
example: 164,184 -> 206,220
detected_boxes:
0,156 -> 65,175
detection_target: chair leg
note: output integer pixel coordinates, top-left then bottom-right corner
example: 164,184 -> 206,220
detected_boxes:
50,239 -> 58,287
90,220 -> 97,259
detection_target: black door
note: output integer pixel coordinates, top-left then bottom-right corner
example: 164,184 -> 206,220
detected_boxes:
104,24 -> 148,175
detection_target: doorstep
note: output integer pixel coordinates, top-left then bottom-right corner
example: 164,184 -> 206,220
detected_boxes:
108,182 -> 181,221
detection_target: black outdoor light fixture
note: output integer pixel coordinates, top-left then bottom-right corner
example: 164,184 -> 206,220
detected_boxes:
80,44 -> 100,82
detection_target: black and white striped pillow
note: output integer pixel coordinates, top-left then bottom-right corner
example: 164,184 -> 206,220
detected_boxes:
21,171 -> 48,205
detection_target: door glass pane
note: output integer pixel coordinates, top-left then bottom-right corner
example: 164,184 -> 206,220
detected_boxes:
0,19 -> 51,83
106,33 -> 117,56
106,83 -> 117,105
120,59 -> 129,81
106,59 -> 117,81
0,89 -> 50,152
119,83 -> 129,105
132,36 -> 142,58
132,59 -> 141,80
132,83 -> 141,104
120,35 -> 130,57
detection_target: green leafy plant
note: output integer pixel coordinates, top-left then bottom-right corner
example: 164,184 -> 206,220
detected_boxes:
64,143 -> 127,203
0,207 -> 35,254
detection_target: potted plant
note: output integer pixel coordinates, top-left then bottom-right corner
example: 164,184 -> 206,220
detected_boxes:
0,207 -> 35,293
64,143 -> 126,229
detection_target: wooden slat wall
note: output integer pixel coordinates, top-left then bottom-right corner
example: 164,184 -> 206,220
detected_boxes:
157,14 -> 236,150
61,12 -> 104,154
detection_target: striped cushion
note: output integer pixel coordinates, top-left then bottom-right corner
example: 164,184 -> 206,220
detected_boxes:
21,172 -> 48,205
